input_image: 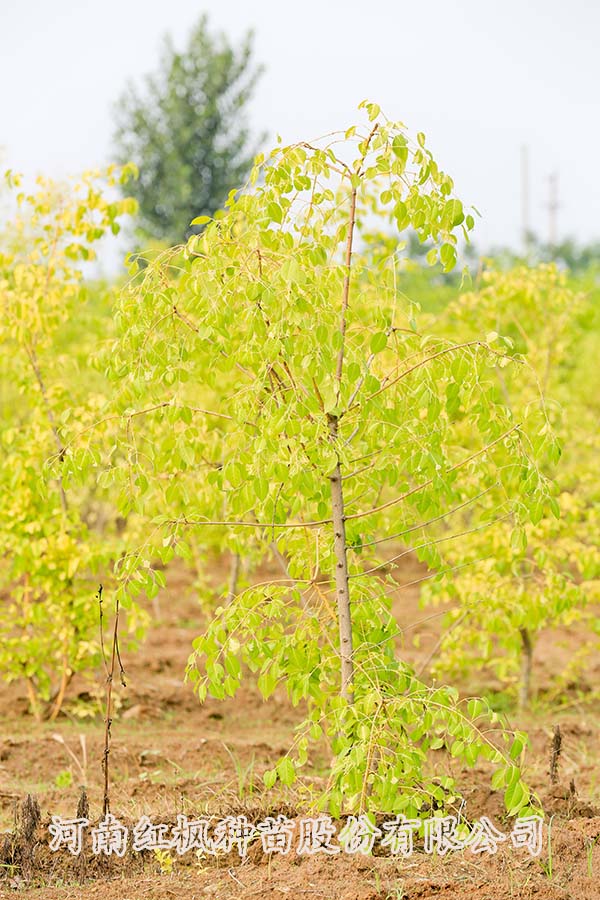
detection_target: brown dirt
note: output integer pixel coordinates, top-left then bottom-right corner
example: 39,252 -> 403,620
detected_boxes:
1,553 -> 600,899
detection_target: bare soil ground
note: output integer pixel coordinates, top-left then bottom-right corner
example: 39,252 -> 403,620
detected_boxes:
2,554 -> 600,899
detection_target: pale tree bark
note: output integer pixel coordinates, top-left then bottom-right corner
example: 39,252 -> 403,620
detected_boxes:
329,417 -> 354,703
328,182 -> 358,705
327,125 -> 378,705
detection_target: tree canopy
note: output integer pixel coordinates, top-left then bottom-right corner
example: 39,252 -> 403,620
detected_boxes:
113,15 -> 264,245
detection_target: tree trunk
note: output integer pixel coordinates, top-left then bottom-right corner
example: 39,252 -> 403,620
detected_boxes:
329,416 -> 354,704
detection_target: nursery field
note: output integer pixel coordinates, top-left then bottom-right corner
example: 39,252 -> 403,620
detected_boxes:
1,106 -> 600,899
3,557 -> 600,899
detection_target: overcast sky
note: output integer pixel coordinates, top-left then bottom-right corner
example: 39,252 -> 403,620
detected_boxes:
1,0 -> 597,257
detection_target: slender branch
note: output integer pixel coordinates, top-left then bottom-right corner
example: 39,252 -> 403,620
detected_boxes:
415,611 -> 468,678
172,304 -> 253,378
345,340 -> 519,414
100,586 -> 126,817
270,543 -> 310,611
25,344 -> 68,512
345,351 -> 376,412
164,515 -> 332,530
344,425 -> 520,522
47,401 -> 232,466
334,122 -> 379,406
164,430 -> 517,533
47,640 -> 71,721
334,186 -> 358,404
356,485 -> 497,548
349,512 -> 511,578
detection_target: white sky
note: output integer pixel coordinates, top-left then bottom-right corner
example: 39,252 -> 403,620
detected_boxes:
1,0 -> 598,254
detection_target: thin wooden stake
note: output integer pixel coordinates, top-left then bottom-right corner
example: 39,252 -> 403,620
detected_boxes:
98,585 -> 126,817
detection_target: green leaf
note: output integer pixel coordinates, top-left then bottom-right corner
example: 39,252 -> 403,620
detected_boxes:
491,767 -> 506,790
268,201 -> 283,224
440,243 -> 457,271
509,736 -> 525,760
510,528 -> 527,554
504,778 -> 529,815
263,769 -> 277,789
443,199 -> 464,228
467,698 -> 484,719
276,757 -> 296,786
370,332 -> 387,354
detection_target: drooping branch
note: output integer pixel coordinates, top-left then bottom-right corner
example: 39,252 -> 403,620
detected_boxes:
356,485 -> 498,548
162,429 -> 517,531
344,424 -> 521,522
47,401 -> 234,467
344,340 -> 519,416
348,511 -> 511,578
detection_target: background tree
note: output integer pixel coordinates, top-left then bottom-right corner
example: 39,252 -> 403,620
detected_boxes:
113,15 -> 264,245
0,166 -> 140,719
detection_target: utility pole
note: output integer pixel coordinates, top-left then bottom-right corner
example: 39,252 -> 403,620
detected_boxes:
520,145 -> 530,254
547,172 -> 559,247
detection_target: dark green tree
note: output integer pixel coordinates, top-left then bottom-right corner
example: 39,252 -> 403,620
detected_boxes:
113,15 -> 264,245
